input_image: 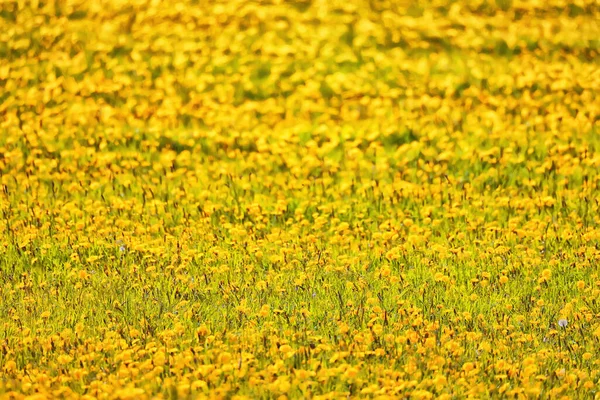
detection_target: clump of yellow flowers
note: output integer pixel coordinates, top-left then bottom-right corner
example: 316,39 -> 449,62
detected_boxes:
1,0 -> 599,398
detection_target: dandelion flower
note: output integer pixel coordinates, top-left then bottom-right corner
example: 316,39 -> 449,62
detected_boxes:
558,319 -> 568,328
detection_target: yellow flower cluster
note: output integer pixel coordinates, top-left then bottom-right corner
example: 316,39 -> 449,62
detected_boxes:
1,0 -> 599,398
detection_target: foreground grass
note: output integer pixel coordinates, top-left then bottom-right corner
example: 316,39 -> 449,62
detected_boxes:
1,0 -> 599,398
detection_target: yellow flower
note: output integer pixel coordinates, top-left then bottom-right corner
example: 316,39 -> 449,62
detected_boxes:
57,354 -> 73,365
259,304 -> 270,317
218,352 -> 233,364
538,269 -> 552,283
462,362 -> 475,373
371,323 -> 383,335
338,322 -> 350,334
343,366 -> 359,380
379,265 -> 391,277
196,325 -> 209,337
114,387 -> 146,400
3,360 -> 17,372
273,377 -> 291,393
191,380 -> 208,391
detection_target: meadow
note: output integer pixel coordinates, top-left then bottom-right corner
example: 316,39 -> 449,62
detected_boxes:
0,0 -> 599,398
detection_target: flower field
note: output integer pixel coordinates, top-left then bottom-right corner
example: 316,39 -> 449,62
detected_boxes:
1,0 -> 600,398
